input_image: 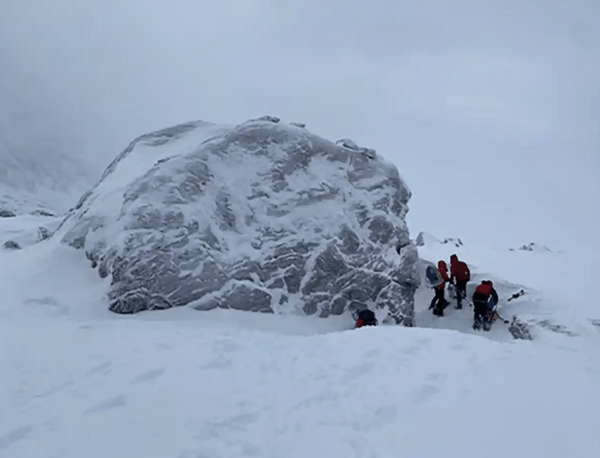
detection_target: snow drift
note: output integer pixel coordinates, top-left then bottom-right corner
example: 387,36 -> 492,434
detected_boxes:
54,116 -> 419,324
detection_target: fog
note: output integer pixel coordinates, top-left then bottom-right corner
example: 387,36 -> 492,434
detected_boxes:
1,0 -> 598,252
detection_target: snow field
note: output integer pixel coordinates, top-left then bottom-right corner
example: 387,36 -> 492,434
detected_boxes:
2,218 -> 600,458
3,311 -> 600,458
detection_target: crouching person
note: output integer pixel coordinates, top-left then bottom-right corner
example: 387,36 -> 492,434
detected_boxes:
472,280 -> 499,331
354,309 -> 378,328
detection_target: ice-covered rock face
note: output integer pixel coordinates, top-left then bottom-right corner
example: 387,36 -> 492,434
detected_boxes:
54,117 -> 420,324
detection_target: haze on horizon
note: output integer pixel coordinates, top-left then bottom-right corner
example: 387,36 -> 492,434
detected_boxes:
1,0 -> 598,253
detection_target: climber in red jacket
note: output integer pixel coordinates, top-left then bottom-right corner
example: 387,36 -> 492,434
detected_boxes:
449,254 -> 470,309
430,260 -> 450,316
472,280 -> 499,331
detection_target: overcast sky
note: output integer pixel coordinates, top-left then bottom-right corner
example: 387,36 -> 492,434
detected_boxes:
1,0 -> 598,253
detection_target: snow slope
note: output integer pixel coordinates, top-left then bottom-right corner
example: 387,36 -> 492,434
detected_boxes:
415,232 -> 600,343
0,85 -> 98,216
2,219 -> 600,457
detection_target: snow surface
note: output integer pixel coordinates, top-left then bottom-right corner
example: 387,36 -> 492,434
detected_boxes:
2,217 -> 600,457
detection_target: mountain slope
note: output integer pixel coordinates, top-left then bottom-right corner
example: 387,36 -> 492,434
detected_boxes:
0,84 -> 98,216
415,232 -> 600,339
1,216 -> 599,458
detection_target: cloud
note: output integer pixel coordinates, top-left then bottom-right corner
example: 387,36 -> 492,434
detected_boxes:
0,0 -> 598,252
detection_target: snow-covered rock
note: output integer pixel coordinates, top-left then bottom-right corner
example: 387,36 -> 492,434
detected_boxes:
0,209 -> 16,218
3,240 -> 21,250
511,242 -> 552,253
54,117 -> 420,324
0,214 -> 63,250
415,231 -> 463,248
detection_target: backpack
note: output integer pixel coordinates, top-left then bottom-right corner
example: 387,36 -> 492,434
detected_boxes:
426,265 -> 444,287
354,309 -> 377,327
358,309 -> 377,324
475,281 -> 493,298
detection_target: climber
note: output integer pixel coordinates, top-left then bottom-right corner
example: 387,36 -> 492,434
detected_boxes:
354,308 -> 378,328
430,260 -> 449,317
472,280 -> 499,331
449,254 -> 470,309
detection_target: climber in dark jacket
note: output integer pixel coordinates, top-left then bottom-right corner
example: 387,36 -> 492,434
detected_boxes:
472,280 -> 499,331
355,309 -> 378,328
449,254 -> 470,309
430,260 -> 450,316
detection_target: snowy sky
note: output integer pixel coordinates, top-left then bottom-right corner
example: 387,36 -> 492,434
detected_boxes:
1,0 -> 598,252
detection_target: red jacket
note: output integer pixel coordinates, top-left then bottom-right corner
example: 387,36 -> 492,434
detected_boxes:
436,260 -> 449,290
450,255 -> 470,282
475,282 -> 492,296
473,281 -> 499,305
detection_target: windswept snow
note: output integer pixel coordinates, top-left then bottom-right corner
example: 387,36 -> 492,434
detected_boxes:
2,218 -> 600,457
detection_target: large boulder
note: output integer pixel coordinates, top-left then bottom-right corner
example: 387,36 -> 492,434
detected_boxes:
53,116 -> 420,324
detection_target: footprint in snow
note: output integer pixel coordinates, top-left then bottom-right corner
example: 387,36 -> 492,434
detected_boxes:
177,451 -> 213,458
0,425 -> 33,451
400,345 -> 422,355
413,384 -> 441,405
132,368 -> 165,384
427,372 -> 448,383
82,395 -> 128,415
86,361 -> 113,376
343,360 -> 376,380
23,297 -> 69,316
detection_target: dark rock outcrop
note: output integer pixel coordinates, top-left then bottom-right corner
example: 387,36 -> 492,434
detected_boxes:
0,209 -> 16,218
3,240 -> 21,250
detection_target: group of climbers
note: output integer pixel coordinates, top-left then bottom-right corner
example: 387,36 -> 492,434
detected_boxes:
428,254 -> 470,316
427,254 -> 500,331
351,253 -> 500,333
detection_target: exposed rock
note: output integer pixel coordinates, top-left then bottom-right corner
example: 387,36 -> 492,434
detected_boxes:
415,231 -> 462,248
55,117 -> 420,324
508,316 -> 532,340
3,240 -> 21,250
38,227 -> 51,241
442,237 -> 463,247
31,209 -> 57,217
0,209 -> 16,218
511,242 -> 552,253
